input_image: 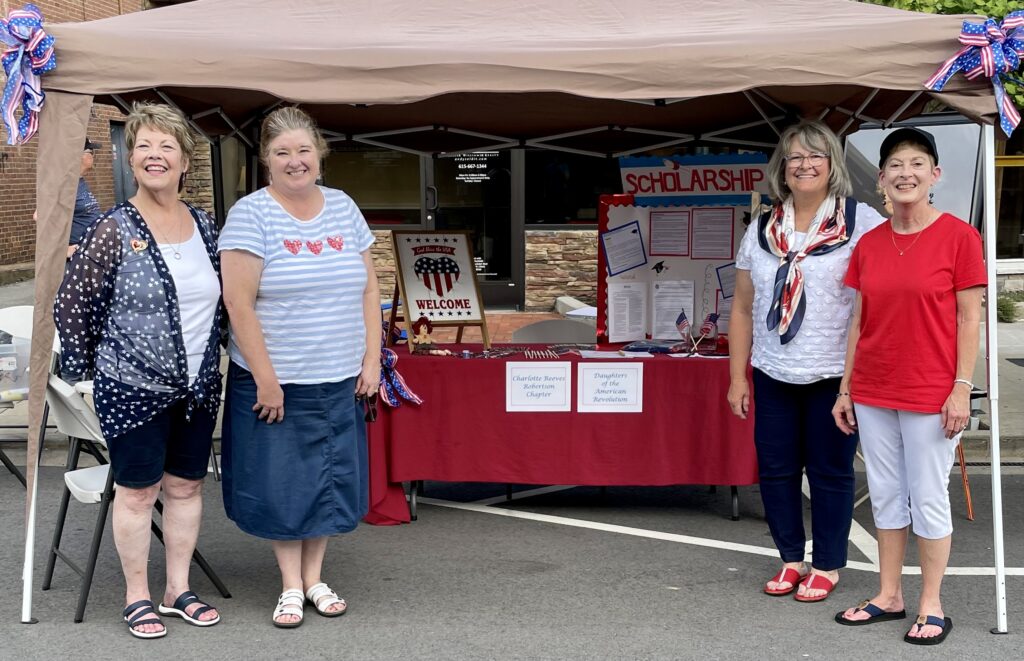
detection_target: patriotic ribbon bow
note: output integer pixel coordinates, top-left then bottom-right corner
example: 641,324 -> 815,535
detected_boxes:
378,325 -> 423,408
0,4 -> 55,146
924,11 -> 1024,137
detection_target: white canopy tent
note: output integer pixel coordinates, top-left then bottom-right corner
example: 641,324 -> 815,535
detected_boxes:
13,0 -> 1011,630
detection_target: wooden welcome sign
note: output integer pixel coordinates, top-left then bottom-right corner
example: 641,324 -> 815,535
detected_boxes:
389,230 -> 490,351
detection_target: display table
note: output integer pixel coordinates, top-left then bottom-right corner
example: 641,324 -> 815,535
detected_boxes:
365,346 -> 757,525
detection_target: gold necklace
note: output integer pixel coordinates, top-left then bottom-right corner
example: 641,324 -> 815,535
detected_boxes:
890,223 -> 924,256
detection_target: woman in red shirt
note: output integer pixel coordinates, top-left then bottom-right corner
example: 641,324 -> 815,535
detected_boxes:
832,128 -> 986,646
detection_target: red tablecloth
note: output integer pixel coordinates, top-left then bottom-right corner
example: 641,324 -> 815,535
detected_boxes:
366,347 -> 757,524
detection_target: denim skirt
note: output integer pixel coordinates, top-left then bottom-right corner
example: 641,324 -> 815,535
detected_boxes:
221,362 -> 369,540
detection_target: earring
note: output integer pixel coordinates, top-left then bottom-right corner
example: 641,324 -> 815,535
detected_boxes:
929,190 -> 935,204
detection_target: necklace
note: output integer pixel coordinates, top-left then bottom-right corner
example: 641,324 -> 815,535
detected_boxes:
150,211 -> 186,260
890,224 -> 924,256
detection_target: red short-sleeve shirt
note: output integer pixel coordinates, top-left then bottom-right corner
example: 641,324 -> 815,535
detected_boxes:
844,213 -> 986,413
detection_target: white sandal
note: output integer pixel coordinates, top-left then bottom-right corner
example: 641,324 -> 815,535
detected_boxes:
305,582 -> 347,617
272,589 -> 305,628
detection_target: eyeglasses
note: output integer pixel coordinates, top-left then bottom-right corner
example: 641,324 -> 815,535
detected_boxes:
785,152 -> 829,168
358,393 -> 378,423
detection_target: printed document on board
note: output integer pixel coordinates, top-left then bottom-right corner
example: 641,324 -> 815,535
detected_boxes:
651,280 -> 694,339
607,281 -> 648,342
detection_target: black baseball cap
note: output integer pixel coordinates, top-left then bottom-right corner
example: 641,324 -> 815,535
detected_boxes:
84,138 -> 101,151
878,127 -> 938,168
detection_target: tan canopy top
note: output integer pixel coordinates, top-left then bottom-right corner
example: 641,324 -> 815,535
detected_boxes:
40,0 -> 995,151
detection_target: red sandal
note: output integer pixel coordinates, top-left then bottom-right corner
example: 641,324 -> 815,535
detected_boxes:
793,572 -> 836,602
763,566 -> 808,596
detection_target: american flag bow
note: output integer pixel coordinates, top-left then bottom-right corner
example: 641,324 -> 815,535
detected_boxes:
1,4 -> 56,145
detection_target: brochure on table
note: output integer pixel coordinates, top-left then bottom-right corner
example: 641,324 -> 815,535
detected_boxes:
597,153 -> 768,344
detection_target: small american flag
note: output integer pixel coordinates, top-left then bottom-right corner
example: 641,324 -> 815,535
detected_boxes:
675,309 -> 690,337
699,313 -> 720,336
414,256 -> 461,297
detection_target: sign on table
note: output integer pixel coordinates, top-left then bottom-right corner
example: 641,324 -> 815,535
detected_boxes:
506,362 -> 572,412
577,363 -> 644,413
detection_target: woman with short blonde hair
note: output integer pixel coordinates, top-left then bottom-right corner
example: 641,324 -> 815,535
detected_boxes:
56,102 -> 223,638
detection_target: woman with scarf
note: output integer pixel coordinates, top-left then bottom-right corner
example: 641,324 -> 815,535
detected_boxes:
728,120 -> 883,602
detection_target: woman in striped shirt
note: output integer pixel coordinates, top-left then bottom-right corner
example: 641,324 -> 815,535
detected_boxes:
219,107 -> 381,629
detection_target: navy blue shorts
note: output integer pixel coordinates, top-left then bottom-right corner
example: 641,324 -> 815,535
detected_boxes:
106,398 -> 216,488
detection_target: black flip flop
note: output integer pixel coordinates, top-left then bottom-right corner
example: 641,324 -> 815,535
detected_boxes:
158,590 -> 220,627
122,599 -> 167,639
904,615 -> 953,645
835,600 -> 907,626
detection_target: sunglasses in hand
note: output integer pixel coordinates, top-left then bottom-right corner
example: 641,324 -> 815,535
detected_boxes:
357,393 -> 378,423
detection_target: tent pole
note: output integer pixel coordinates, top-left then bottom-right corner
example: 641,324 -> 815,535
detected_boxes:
20,437 -> 40,624
982,123 -> 1008,634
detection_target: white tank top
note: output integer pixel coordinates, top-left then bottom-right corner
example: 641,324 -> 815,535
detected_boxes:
159,227 -> 219,382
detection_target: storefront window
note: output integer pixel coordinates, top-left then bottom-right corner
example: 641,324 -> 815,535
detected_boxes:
525,151 -> 621,225
324,146 -> 421,225
997,129 -> 1024,259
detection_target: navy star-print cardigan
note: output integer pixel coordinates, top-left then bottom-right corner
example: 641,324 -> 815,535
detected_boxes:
55,202 -> 224,441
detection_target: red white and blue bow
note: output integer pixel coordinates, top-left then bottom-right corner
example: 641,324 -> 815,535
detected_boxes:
379,347 -> 423,408
0,4 -> 55,146
924,11 -> 1024,137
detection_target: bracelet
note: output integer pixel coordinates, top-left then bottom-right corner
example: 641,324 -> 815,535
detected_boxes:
953,378 -> 974,390
836,392 -> 850,399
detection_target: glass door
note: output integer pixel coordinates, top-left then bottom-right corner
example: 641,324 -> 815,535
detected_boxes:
429,150 -> 523,308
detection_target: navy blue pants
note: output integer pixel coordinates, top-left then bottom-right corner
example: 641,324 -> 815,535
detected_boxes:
752,369 -> 858,571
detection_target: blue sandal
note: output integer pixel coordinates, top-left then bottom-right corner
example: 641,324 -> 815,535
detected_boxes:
835,600 -> 907,626
904,615 -> 952,645
123,599 -> 167,639
158,590 -> 220,627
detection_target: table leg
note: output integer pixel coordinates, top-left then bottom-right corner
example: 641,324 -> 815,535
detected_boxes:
731,486 -> 740,521
407,481 -> 419,521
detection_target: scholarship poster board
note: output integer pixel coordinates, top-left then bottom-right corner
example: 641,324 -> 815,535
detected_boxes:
597,154 -> 767,344
392,230 -> 485,324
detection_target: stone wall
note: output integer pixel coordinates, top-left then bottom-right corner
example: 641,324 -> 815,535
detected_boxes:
525,230 -> 598,311
371,230 -> 397,301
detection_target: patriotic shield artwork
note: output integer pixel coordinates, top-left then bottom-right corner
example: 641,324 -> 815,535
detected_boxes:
414,256 -> 461,297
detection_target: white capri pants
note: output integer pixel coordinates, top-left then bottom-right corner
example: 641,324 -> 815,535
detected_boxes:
856,403 -> 960,539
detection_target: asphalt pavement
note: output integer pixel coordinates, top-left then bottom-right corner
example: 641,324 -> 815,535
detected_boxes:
2,278 -> 1024,659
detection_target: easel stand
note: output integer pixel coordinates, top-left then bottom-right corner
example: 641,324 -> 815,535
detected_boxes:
388,230 -> 491,352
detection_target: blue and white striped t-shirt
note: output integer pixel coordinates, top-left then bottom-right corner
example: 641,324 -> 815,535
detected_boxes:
218,186 -> 375,384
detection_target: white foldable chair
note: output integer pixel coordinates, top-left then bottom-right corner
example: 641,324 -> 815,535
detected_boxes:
42,374 -> 231,622
510,318 -> 596,343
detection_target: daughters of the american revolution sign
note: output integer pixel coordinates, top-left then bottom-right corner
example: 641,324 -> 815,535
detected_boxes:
392,230 -> 485,324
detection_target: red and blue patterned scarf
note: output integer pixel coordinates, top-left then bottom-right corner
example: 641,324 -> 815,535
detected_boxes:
757,196 -> 856,344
